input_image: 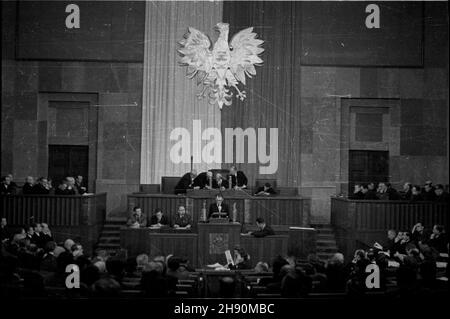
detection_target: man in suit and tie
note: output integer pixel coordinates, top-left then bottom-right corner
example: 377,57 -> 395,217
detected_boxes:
174,170 -> 197,194
208,194 -> 230,219
193,171 -> 214,189
228,165 -> 248,189
212,173 -> 228,190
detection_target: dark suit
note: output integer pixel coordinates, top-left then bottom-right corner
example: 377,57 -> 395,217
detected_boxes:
149,215 -> 169,226
22,183 -> 35,194
31,232 -> 46,248
212,178 -> 229,189
208,203 -> 230,219
41,253 -> 58,272
74,183 -> 87,195
193,172 -> 213,189
55,187 -> 77,195
364,190 -> 378,200
229,171 -> 248,188
422,189 -> 436,201
436,192 -> 450,203
0,183 -> 15,194
251,225 -> 275,237
175,173 -> 194,194
255,186 -> 277,195
33,184 -> 50,195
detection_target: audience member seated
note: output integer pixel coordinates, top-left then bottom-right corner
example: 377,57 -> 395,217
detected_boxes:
434,184 -> 449,202
0,175 -> 15,194
411,222 -> 428,245
247,217 -> 275,237
280,265 -> 313,297
74,175 -> 87,195
127,206 -> 148,228
31,223 -> 46,248
22,176 -> 35,195
91,278 -> 122,298
41,241 -> 58,272
174,170 -> 197,194
401,182 -> 412,200
41,223 -> 53,243
428,224 -> 447,253
173,205 -> 192,229
422,181 -> 436,201
254,183 -> 277,196
208,194 -> 229,219
228,165 -> 248,189
33,177 -> 50,194
325,253 -> 348,292
350,184 -> 365,200
0,218 -> 11,242
141,261 -> 170,297
410,185 -> 423,201
149,208 -> 169,228
193,171 -> 214,189
55,177 -> 78,195
361,184 -> 378,200
212,173 -> 228,190
377,182 -> 400,200
381,229 -> 397,256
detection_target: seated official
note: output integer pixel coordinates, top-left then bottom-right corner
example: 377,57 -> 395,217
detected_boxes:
174,170 -> 197,194
193,171 -> 214,189
254,183 -> 277,196
244,217 -> 275,237
208,194 -> 230,219
212,173 -> 228,190
173,206 -> 192,229
127,206 -> 148,228
149,208 -> 169,227
228,165 -> 248,189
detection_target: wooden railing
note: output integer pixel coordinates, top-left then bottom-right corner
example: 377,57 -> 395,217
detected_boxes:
0,193 -> 107,253
330,197 -> 449,258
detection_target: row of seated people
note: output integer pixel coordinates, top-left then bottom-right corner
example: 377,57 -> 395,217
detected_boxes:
350,180 -> 449,202
174,166 -> 277,196
126,200 -> 275,238
0,174 -> 88,195
2,225 -> 447,299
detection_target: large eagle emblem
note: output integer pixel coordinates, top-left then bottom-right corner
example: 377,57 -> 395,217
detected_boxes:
178,22 -> 264,109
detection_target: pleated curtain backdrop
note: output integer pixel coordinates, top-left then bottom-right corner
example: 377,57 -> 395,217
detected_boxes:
140,1 -> 223,184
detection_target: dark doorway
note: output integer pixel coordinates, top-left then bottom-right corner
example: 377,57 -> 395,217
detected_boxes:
349,150 -> 389,193
48,145 -> 89,188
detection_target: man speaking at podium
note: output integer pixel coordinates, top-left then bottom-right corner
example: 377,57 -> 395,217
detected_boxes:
208,194 -> 230,219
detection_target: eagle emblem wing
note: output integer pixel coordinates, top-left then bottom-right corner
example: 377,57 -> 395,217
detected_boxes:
229,27 -> 264,87
178,27 -> 215,97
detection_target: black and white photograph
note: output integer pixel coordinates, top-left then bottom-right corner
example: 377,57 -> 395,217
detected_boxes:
0,0 -> 448,316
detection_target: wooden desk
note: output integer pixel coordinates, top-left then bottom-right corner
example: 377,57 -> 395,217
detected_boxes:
127,192 -> 310,228
120,228 -> 197,263
197,222 -> 241,267
121,223 -> 317,268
